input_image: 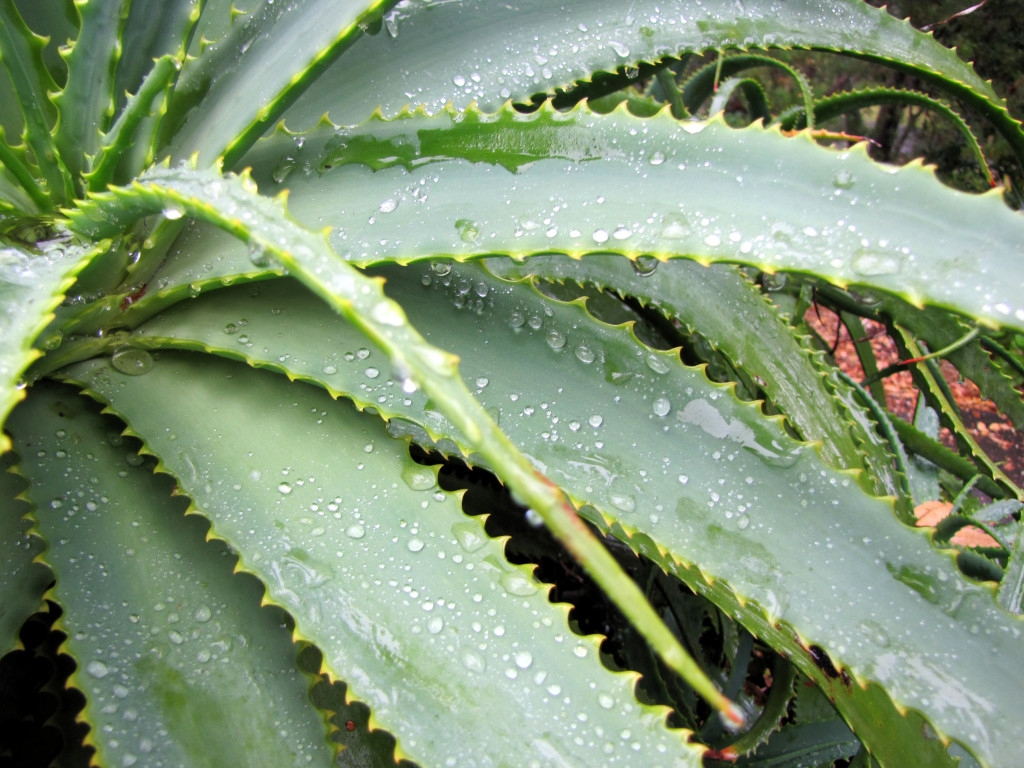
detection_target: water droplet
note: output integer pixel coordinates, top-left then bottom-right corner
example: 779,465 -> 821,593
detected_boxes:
168,630 -> 184,645
609,40 -> 630,57
322,364 -> 337,375
427,616 -> 444,634
365,367 -> 380,379
462,650 -> 485,672
546,330 -> 566,350
736,514 -> 751,530
573,644 -> 588,658
455,218 -> 479,242
652,397 -> 671,417
452,522 -> 487,553
509,310 -> 526,328
592,229 -> 609,244
514,651 -> 533,669
248,243 -> 270,267
194,605 -> 212,623
475,376 -> 489,389
345,524 -> 365,539
588,414 -> 603,428
111,348 -> 153,376
86,660 -> 110,678
610,492 -> 635,513
162,206 -> 184,220
431,262 -> 452,277
648,151 -> 666,166
407,537 -> 425,553
632,255 -> 659,276
378,198 -> 398,214
646,355 -> 670,374
852,250 -> 901,276
833,170 -> 855,190
574,345 -> 595,364
500,571 -> 538,596
763,272 -> 787,291
272,156 -> 296,184
278,482 -> 292,495
402,465 -> 435,491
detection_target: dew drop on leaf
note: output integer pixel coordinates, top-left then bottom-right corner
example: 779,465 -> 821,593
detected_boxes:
632,254 -> 658,276
574,344 -> 595,364
546,329 -> 566,350
514,651 -> 533,669
277,482 -> 292,495
763,272 -> 787,291
652,397 -> 671,417
833,170 -> 855,189
500,572 -> 538,596
111,348 -> 153,376
852,250 -> 901,277
402,465 -> 435,491
86,660 -> 110,678
345,524 -> 365,539
407,537 -> 425,553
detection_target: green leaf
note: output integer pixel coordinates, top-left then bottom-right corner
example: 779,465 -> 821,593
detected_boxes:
114,0 -> 200,114
5,382 -> 336,768
279,0 -> 999,128
66,351 -> 706,768
483,254 -> 902,498
0,449 -> 50,655
121,266 -> 1024,767
51,0 -> 130,188
163,0 -> 397,167
0,0 -> 73,204
66,161 -> 744,724
0,235 -> 101,453
242,107 -> 1024,332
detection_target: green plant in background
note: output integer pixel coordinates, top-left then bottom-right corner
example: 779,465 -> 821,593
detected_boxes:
2,0 -> 1024,766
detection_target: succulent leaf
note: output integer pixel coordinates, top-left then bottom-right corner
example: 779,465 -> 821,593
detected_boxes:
0,450 -> 49,655
114,264 -> 1024,766
280,0 -> 999,129
63,351 -> 706,768
5,382 -> 337,768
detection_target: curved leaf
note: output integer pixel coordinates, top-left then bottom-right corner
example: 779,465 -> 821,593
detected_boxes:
5,382 -> 335,768
66,351 -> 705,768
120,268 -> 1024,767
252,107 -> 1024,332
65,162 -> 741,720
0,235 -> 102,452
0,449 -> 50,655
278,0 -> 999,129
164,0 -> 396,167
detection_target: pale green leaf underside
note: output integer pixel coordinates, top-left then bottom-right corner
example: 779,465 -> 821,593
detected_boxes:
0,237 -> 100,452
67,352 -> 703,768
236,108 -> 1024,333
0,450 -> 49,655
5,383 -> 334,768
279,0 -> 997,129
126,269 -> 1024,767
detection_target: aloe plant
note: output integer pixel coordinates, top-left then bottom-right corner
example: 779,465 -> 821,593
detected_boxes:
3,0 -> 1024,766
